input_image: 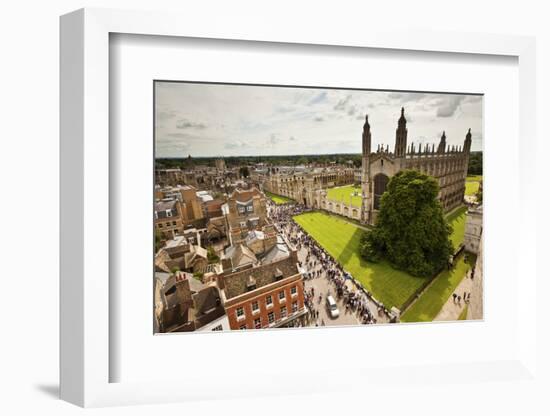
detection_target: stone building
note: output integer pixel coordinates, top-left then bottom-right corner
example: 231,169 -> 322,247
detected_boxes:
155,168 -> 185,186
225,187 -> 273,245
359,108 -> 472,224
215,158 -> 226,172
263,166 -> 355,206
464,205 -> 483,254
154,270 -> 226,333
154,199 -> 185,239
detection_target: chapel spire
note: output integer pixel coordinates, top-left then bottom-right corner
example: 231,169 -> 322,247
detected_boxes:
437,131 -> 447,153
463,128 -> 472,153
362,114 -> 372,156
394,107 -> 408,157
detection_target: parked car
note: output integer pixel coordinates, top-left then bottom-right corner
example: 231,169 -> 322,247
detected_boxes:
326,295 -> 340,319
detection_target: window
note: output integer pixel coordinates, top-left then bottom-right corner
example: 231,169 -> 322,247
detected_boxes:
246,205 -> 253,212
278,290 -> 285,301
172,221 -> 177,226
251,301 -> 259,313
290,286 -> 297,296
158,223 -> 163,228
268,312 -> 275,324
236,307 -> 245,319
280,306 -> 287,318
239,324 -> 247,330
254,318 -> 261,329
238,206 -> 245,214
166,209 -> 173,217
266,295 -> 273,307
164,285 -> 176,296
212,325 -> 223,331
292,301 -> 298,313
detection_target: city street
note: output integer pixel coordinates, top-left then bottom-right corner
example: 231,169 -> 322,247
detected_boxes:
268,202 -> 390,328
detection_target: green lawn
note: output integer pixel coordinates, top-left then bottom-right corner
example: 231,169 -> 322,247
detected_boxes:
458,305 -> 469,320
264,190 -> 294,205
400,253 -> 475,322
326,185 -> 362,208
293,205 -> 470,318
465,175 -> 482,196
293,211 -> 426,310
447,206 -> 467,251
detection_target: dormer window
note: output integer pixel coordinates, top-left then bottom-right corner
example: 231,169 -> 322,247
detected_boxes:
246,275 -> 257,292
166,209 -> 172,217
274,268 -> 284,281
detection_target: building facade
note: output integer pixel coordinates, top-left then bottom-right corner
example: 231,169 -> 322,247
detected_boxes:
154,199 -> 185,239
225,187 -> 272,245
263,167 -> 355,206
360,108 -> 472,224
464,205 -> 483,253
219,248 -> 307,330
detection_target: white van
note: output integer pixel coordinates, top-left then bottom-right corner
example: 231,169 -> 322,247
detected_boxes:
326,295 -> 339,319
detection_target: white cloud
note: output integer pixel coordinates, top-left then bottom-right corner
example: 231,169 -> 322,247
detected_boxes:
155,82 -> 483,156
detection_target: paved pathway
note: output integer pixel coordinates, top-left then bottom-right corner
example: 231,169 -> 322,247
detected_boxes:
297,245 -> 361,327
434,274 -> 473,321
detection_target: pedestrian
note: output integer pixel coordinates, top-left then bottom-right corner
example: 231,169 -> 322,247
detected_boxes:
452,293 -> 457,303
457,295 -> 461,305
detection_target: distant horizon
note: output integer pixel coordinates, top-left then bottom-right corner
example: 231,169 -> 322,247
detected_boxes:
155,149 -> 483,160
155,82 -> 483,158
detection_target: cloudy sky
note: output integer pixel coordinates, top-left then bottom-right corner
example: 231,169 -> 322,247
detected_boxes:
155,82 -> 483,158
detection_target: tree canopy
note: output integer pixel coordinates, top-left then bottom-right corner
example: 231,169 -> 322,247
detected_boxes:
360,170 -> 453,277
468,151 -> 482,175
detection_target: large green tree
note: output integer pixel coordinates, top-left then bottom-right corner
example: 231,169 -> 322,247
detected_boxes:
360,170 -> 453,277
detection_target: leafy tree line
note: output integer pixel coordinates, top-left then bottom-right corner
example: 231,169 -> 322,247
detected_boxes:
155,153 -> 363,170
468,151 -> 482,175
360,170 -> 453,277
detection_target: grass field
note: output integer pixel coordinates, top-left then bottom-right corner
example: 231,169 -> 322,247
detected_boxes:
326,185 -> 362,208
465,175 -> 482,196
400,253 -> 475,322
458,305 -> 469,320
447,206 -> 468,251
293,211 -> 426,310
264,191 -> 294,205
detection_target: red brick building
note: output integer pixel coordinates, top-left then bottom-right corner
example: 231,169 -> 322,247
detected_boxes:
219,246 -> 307,330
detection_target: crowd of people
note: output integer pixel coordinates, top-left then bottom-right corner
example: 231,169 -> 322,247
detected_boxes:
267,200 -> 392,326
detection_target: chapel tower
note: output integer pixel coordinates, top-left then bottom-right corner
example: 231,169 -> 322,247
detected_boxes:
463,128 -> 472,154
394,107 -> 408,157
437,131 -> 447,153
361,114 -> 372,223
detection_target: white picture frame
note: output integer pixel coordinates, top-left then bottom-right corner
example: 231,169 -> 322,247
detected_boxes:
60,7 -> 539,408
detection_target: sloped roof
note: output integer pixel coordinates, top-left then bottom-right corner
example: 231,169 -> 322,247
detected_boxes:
224,244 -> 257,269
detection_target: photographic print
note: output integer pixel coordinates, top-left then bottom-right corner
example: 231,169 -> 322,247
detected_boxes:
153,81 -> 483,333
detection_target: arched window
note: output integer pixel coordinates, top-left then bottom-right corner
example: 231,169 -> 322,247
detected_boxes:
373,174 -> 389,210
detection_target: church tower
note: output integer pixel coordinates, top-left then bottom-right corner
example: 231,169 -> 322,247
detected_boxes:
463,128 -> 472,154
394,107 -> 408,157
437,131 -> 447,153
361,114 -> 372,224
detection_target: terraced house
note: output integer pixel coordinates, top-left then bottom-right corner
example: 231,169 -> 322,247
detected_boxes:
218,239 -> 307,330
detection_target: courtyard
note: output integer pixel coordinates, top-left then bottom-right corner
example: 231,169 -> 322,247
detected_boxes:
293,211 -> 426,311
264,190 -> 294,205
465,175 -> 482,196
400,252 -> 476,322
293,207 -> 470,318
326,184 -> 362,208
